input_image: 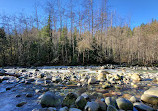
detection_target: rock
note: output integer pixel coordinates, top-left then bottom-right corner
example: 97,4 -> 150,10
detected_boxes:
107,105 -> 118,111
37,73 -> 45,78
0,68 -> 6,73
134,102 -> 154,111
130,96 -> 139,103
105,97 -> 117,108
26,93 -> 33,97
45,76 -> 52,80
52,77 -> 62,83
96,100 -> 107,111
16,94 -> 21,97
1,76 -> 10,81
140,87 -> 158,106
102,82 -> 112,89
116,98 -> 133,110
69,108 -> 81,111
131,73 -> 141,81
40,91 -> 61,107
141,94 -> 158,105
113,74 -> 122,80
0,78 -> 2,83
75,96 -> 87,110
81,93 -> 90,101
88,77 -> 97,85
59,107 -> 68,111
62,92 -> 78,107
16,101 -> 27,107
144,87 -> 158,96
97,70 -> 110,81
48,107 -> 57,111
84,101 -> 99,111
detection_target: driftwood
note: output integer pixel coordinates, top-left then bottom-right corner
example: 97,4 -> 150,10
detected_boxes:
0,72 -> 20,77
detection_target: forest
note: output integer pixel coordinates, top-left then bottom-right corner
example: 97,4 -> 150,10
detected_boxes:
0,0 -> 158,66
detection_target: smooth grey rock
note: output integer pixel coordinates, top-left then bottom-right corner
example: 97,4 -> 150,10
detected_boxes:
134,102 -> 154,111
84,101 -> 99,111
69,108 -> 81,111
59,107 -> 68,111
116,98 -> 133,110
40,91 -> 61,107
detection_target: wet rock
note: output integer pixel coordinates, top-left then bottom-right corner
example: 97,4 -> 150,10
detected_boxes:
59,107 -> 68,111
107,105 -> 118,111
133,102 -> 154,111
62,92 -> 78,107
88,77 -> 97,85
40,91 -> 61,107
75,96 -> 87,110
16,101 -> 27,107
116,98 -> 133,110
84,101 -> 99,111
105,97 -> 117,108
69,108 -> 81,111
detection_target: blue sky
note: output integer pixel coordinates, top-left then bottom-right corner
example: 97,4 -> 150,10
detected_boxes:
0,0 -> 158,28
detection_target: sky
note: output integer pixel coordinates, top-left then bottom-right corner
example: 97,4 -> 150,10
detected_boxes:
0,0 -> 158,29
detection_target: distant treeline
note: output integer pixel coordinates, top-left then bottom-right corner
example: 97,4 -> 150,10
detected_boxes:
0,0 -> 158,66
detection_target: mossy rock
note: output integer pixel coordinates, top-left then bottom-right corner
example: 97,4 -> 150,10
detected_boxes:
62,92 -> 78,107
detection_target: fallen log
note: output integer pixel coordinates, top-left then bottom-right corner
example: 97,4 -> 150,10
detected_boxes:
0,72 -> 20,78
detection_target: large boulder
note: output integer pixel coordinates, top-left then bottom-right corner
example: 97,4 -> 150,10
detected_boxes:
144,87 -> 158,96
40,91 -> 61,107
141,87 -> 158,105
62,92 -> 78,107
141,94 -> 158,105
84,101 -> 99,111
133,102 -> 154,111
116,98 -> 133,110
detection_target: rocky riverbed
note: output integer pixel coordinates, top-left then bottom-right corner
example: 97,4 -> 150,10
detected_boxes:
0,66 -> 158,111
